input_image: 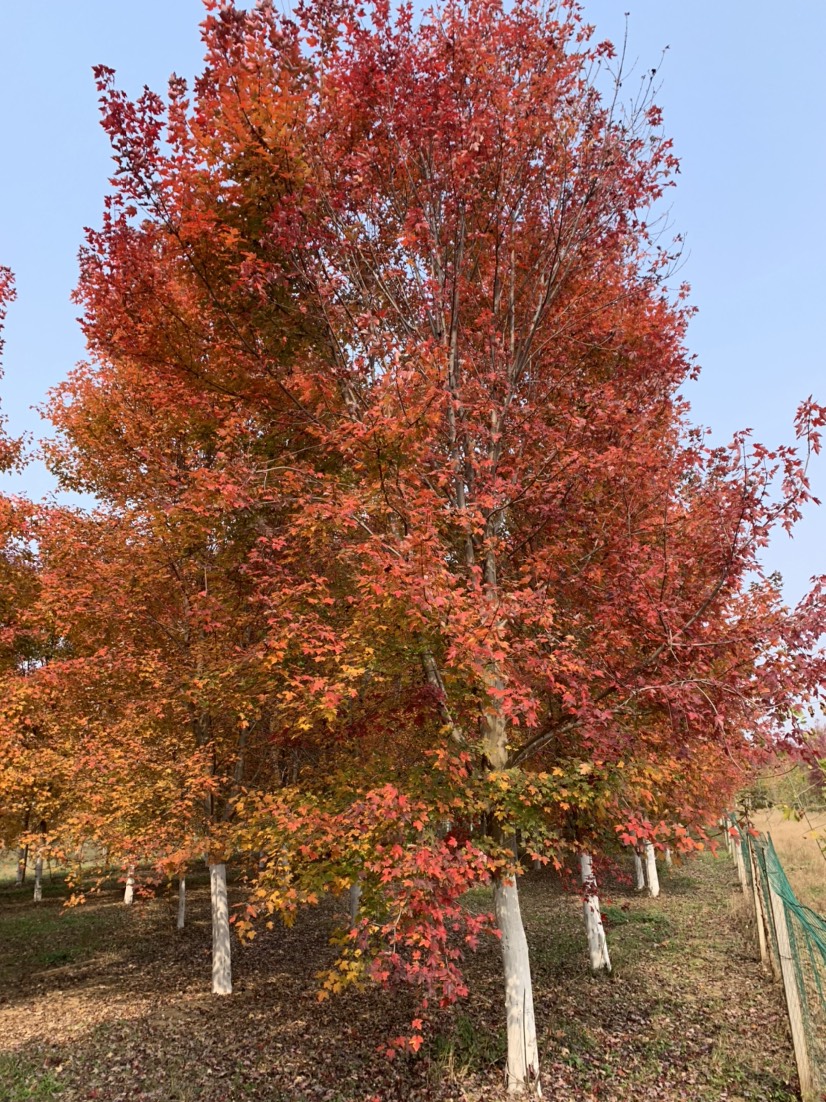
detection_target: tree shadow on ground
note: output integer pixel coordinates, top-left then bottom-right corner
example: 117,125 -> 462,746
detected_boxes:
0,855 -> 801,1102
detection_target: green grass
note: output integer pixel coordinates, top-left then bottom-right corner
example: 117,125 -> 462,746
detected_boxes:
530,926 -> 588,974
0,896 -> 120,983
432,1012 -> 506,1076
601,903 -> 670,929
0,1055 -> 62,1102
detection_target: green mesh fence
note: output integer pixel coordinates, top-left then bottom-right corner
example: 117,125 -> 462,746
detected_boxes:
725,812 -> 826,1100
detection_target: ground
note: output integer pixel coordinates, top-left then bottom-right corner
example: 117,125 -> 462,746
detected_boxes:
0,852 -> 800,1102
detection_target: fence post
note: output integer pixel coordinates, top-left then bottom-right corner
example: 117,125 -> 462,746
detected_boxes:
734,835 -> 748,896
722,816 -> 733,857
766,856 -> 815,1100
747,836 -> 770,972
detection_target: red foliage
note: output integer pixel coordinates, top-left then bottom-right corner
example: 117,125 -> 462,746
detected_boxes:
1,2 -> 824,1070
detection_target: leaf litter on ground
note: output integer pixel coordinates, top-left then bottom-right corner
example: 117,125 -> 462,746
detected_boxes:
0,853 -> 800,1101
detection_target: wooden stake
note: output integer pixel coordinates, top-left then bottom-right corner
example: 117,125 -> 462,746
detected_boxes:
747,838 -> 771,973
720,818 -> 730,857
721,817 -> 733,857
734,837 -> 748,894
766,852 -> 814,1100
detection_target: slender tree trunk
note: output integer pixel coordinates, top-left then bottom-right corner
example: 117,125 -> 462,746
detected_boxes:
16,809 -> 30,886
210,861 -> 232,995
33,854 -> 43,902
664,846 -> 673,869
633,848 -> 645,890
177,876 -> 186,930
494,875 -> 542,1096
123,865 -> 135,905
643,841 -> 660,898
480,668 -> 541,1095
348,880 -> 361,927
579,853 -> 611,973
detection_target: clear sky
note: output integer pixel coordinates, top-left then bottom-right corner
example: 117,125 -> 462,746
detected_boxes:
0,2 -> 824,604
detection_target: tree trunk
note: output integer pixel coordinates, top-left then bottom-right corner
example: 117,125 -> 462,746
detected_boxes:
494,875 -> 542,1096
177,876 -> 186,930
633,848 -> 645,890
643,841 -> 660,898
210,861 -> 232,995
348,880 -> 361,927
664,846 -> 673,869
16,810 -> 30,886
123,865 -> 135,905
480,652 -> 541,1095
579,854 -> 611,973
33,854 -> 43,902
15,846 -> 26,886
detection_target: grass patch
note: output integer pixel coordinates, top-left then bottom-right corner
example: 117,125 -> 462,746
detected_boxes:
460,885 -> 493,912
0,898 -> 120,985
601,904 -> 669,928
530,927 -> 587,975
0,904 -> 114,943
0,1055 -> 62,1101
659,872 -> 700,894
432,1013 -> 506,1077
601,903 -> 672,963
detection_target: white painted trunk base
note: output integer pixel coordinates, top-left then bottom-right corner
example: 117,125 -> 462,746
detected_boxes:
123,866 -> 135,905
210,862 -> 232,995
643,842 -> 660,898
177,876 -> 186,930
664,846 -> 673,869
633,849 -> 645,891
494,876 -> 542,1096
33,856 -> 43,903
579,854 -> 611,973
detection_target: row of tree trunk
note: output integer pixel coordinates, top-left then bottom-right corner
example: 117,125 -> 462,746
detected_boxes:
30,839 -> 668,1085
112,845 -> 669,1008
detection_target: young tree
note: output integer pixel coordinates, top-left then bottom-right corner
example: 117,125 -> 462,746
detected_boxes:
0,270 -> 67,890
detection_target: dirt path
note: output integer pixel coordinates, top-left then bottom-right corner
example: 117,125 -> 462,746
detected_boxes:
0,854 -> 799,1101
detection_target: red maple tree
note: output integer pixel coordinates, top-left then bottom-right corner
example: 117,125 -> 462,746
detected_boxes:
7,2 -> 822,1094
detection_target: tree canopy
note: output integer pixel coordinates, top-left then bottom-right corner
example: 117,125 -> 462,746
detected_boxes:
0,2 -> 824,1095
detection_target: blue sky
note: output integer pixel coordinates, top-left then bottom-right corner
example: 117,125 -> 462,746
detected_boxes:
0,2 -> 824,603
